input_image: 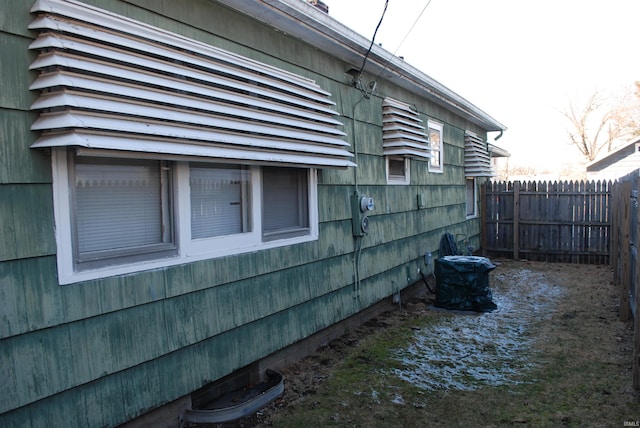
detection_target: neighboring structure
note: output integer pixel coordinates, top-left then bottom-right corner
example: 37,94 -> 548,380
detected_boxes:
489,142 -> 510,178
0,0 -> 505,426
586,138 -> 640,181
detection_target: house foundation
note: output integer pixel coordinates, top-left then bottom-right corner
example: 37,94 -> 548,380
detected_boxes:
120,280 -> 426,428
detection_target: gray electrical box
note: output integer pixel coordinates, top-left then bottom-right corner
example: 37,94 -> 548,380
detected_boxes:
351,193 -> 374,236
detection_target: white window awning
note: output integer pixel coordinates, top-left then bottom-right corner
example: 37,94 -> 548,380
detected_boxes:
382,98 -> 431,160
464,132 -> 494,177
28,0 -> 355,169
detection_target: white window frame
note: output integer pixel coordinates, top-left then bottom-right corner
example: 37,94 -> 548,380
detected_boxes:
52,148 -> 318,285
466,177 -> 478,219
428,120 -> 444,173
386,156 -> 410,185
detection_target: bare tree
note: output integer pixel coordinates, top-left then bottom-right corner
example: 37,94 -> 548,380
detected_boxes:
561,91 -> 615,162
561,84 -> 640,162
500,164 -> 537,181
611,81 -> 640,144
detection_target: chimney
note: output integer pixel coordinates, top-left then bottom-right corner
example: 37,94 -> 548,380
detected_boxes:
307,0 -> 329,13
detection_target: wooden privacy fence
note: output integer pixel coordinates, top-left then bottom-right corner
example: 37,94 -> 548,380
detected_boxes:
610,172 -> 640,389
482,176 -> 640,389
481,180 -> 612,264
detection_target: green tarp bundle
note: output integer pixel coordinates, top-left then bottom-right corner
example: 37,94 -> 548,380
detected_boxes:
434,256 -> 497,312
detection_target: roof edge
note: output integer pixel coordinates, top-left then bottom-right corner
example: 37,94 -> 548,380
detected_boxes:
213,0 -> 506,132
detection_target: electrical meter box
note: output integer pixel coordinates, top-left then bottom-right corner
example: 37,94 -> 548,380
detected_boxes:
351,193 -> 374,236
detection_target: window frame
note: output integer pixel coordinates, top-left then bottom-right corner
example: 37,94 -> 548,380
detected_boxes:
428,120 -> 444,173
465,177 -> 478,219
52,148 -> 319,285
385,156 -> 410,185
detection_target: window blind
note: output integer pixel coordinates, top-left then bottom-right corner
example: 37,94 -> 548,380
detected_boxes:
74,158 -> 171,258
262,168 -> 309,239
190,165 -> 250,239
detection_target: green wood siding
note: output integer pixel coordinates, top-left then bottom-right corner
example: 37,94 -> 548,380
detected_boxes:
0,184 -> 55,261
0,110 -> 51,184
0,0 -> 492,425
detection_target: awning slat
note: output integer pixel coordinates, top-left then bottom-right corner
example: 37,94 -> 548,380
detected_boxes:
33,112 -> 350,156
32,131 -> 355,168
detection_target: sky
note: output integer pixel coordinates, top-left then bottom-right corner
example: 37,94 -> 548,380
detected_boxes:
327,0 -> 640,175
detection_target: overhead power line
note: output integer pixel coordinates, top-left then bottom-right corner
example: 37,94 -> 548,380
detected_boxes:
356,0 -> 389,80
375,0 -> 434,82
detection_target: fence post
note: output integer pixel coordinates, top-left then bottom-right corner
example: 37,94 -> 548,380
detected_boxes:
629,178 -> 640,389
611,182 -> 619,273
513,181 -> 520,260
481,181 -> 487,257
621,181 -> 632,322
630,179 -> 640,389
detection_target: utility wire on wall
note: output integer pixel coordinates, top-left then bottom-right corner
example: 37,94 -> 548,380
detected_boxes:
356,0 -> 389,80
354,0 -> 434,96
353,0 -> 389,97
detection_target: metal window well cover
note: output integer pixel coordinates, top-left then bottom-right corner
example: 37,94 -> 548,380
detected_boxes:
434,256 -> 497,313
180,369 -> 284,426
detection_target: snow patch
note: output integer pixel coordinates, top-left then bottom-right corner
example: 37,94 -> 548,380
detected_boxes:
393,269 -> 563,391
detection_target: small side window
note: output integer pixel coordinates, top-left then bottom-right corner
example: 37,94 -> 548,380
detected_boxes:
262,167 -> 310,241
386,157 -> 410,185
428,121 -> 444,173
466,178 -> 477,218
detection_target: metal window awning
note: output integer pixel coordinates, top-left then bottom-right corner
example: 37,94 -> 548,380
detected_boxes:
382,98 -> 431,160
464,132 -> 494,177
28,0 -> 355,169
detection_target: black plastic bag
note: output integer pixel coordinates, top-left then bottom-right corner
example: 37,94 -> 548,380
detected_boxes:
434,256 -> 497,312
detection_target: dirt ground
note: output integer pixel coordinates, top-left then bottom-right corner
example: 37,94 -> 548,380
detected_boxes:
210,260 -> 640,427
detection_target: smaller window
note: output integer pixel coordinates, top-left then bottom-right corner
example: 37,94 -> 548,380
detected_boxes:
190,164 -> 251,239
428,121 -> 444,173
262,167 -> 309,241
386,157 -> 410,185
466,178 -> 477,218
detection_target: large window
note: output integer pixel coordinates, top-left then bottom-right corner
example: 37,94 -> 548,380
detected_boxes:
53,149 -> 317,284
428,121 -> 444,173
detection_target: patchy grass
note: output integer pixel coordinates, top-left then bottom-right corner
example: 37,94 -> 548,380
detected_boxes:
251,261 -> 639,428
